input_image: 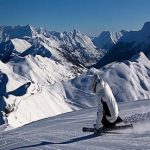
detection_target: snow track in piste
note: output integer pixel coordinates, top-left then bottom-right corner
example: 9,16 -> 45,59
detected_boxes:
124,111 -> 150,123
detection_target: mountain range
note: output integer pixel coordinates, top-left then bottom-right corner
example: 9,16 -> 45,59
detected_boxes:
1,22 -> 150,128
92,22 -> 150,68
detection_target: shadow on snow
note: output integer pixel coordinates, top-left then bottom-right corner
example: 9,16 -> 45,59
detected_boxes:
12,132 -> 121,150
12,134 -> 96,149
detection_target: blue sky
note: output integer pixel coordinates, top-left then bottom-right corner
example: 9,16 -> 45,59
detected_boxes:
0,0 -> 150,36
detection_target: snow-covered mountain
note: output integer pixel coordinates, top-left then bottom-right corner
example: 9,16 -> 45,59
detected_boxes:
92,22 -> 150,68
0,25 -> 102,66
50,29 -> 101,65
0,53 -> 77,127
1,22 -> 150,130
92,30 -> 127,49
0,25 -> 102,127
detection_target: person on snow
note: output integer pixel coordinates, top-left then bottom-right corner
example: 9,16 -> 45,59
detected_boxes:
90,74 -> 123,133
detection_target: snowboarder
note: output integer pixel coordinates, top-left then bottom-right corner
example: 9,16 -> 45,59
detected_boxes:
90,74 -> 123,133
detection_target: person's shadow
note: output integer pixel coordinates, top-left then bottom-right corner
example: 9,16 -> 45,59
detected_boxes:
12,134 -> 97,150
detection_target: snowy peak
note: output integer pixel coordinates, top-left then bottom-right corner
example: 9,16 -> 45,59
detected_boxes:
62,29 -> 95,47
71,29 -> 96,49
111,30 -> 127,43
36,28 -> 95,51
37,27 -> 55,38
47,29 -> 100,65
93,30 -> 127,49
72,29 -> 81,35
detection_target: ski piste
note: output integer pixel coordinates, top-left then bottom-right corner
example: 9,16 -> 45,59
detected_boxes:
82,124 -> 133,135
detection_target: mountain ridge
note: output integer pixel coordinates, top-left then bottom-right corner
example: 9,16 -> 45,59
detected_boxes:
0,24 -> 102,66
92,21 -> 150,69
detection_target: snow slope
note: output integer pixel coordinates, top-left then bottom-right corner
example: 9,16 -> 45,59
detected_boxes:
99,52 -> 150,102
64,52 -> 150,103
0,25 -> 99,128
0,99 -> 150,150
0,25 -> 103,128
0,53 -> 78,127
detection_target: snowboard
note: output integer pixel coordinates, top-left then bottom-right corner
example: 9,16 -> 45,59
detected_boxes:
82,124 -> 133,134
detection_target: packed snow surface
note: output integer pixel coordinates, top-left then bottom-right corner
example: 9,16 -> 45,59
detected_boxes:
0,99 -> 150,150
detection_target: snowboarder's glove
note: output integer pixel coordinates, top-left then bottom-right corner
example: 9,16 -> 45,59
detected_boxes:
93,125 -> 102,135
94,128 -> 99,134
